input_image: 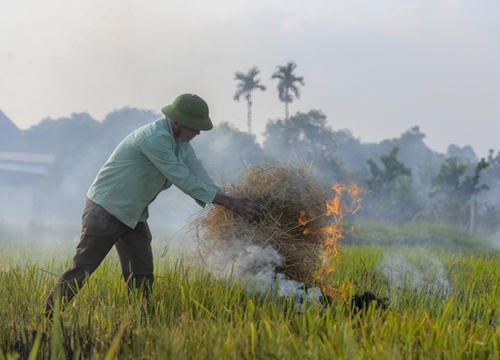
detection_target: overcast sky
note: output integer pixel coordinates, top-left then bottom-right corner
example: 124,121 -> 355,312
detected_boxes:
1,0 -> 499,156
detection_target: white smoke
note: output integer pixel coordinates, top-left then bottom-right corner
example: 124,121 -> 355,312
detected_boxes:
377,251 -> 452,300
205,238 -> 323,311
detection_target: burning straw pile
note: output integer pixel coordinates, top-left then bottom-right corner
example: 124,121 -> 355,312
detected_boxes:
193,164 -> 332,286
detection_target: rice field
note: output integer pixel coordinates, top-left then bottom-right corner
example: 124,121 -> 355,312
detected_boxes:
1,223 -> 499,359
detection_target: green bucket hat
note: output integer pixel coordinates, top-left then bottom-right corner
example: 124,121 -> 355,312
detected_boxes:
161,93 -> 213,131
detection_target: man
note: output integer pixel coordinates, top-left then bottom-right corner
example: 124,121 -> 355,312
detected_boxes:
45,93 -> 260,315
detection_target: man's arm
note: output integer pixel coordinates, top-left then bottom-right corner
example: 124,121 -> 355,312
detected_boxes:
140,135 -> 261,217
140,135 -> 218,205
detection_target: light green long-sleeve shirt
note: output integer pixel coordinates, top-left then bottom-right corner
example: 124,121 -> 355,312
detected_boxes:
87,117 -> 220,228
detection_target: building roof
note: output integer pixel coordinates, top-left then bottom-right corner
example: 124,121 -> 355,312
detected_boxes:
0,151 -> 56,164
0,151 -> 56,176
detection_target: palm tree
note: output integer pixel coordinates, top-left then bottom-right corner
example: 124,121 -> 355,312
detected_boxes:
271,61 -> 305,120
233,67 -> 267,133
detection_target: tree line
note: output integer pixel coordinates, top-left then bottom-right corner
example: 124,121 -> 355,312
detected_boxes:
4,61 -> 500,234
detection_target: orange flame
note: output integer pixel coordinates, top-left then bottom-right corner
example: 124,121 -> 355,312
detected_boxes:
298,211 -> 308,226
299,182 -> 363,282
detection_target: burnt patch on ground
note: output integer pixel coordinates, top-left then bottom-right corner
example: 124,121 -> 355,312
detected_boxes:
350,292 -> 388,313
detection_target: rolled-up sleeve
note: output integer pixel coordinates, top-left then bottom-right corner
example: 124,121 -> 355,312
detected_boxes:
139,134 -> 217,205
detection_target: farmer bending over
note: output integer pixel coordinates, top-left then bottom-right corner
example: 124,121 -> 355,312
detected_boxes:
45,93 -> 260,315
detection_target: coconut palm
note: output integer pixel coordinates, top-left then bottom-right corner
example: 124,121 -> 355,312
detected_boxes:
271,61 -> 305,120
233,67 -> 267,133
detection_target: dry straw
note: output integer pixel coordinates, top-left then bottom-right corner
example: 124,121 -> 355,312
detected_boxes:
192,163 -> 331,286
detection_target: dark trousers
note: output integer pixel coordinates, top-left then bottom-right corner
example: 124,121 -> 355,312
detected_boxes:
45,198 -> 154,313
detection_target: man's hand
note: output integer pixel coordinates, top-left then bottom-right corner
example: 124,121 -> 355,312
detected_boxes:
213,193 -> 262,218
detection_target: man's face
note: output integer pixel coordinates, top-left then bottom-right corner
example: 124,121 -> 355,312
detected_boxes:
173,121 -> 201,142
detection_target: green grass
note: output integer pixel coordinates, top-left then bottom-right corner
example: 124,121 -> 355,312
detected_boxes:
1,223 -> 499,359
344,221 -> 490,248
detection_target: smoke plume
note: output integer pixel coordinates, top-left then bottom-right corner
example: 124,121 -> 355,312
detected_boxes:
376,250 -> 452,301
204,237 -> 323,311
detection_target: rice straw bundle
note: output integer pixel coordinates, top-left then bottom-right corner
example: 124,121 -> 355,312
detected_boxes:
193,163 -> 330,286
